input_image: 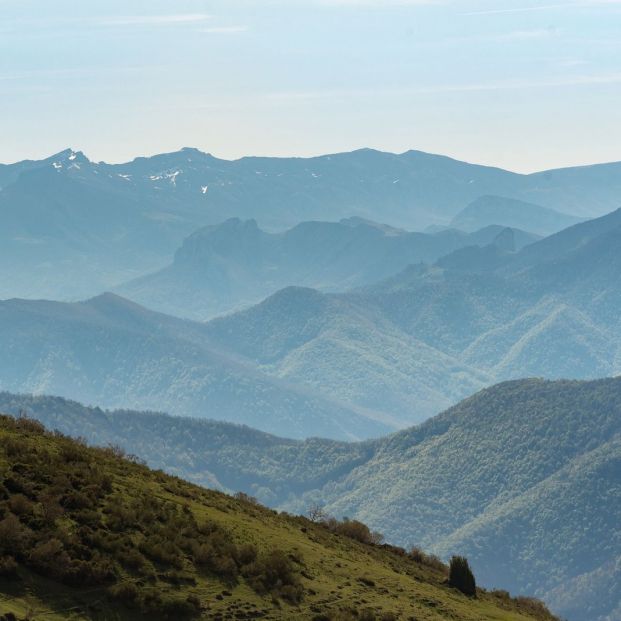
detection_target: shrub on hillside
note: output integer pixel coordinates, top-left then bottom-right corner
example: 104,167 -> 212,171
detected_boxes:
0,415 -> 306,611
237,543 -> 258,566
242,549 -> 304,604
0,514 -> 31,557
233,491 -> 259,505
408,546 -> 447,573
191,527 -> 241,583
514,596 -> 559,619
322,517 -> 384,546
490,590 -> 558,620
0,555 -> 19,579
140,591 -> 202,620
108,581 -> 140,607
448,555 -> 476,597
14,415 -> 45,434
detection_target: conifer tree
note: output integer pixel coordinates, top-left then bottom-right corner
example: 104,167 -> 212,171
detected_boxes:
448,555 -> 476,597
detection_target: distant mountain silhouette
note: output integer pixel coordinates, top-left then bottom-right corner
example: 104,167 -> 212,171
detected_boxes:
200,209 -> 621,423
116,216 -> 538,319
0,293 -> 387,440
1,146 -> 620,300
451,194 -> 583,235
3,209 -> 621,438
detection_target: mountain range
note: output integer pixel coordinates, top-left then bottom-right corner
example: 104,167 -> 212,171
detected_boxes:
2,146 -> 620,301
2,376 -> 619,621
200,207 -> 621,424
116,216 -> 538,320
0,293 -> 390,440
3,145 -> 621,620
0,287 -> 490,437
2,208 -> 621,440
450,195 -> 584,236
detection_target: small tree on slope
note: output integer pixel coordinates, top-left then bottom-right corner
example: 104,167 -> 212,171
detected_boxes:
448,555 -> 476,597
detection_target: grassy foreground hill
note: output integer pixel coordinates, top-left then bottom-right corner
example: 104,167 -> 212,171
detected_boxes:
0,414 -> 557,621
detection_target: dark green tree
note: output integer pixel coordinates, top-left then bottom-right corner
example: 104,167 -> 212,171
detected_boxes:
448,555 -> 476,597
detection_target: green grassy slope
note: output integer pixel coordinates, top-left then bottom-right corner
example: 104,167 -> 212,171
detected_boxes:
0,414 -> 557,621
0,391 -> 370,499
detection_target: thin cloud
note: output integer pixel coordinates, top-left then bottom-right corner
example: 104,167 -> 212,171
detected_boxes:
319,0 -> 442,6
497,28 -> 559,41
419,73 -> 621,93
463,1 -> 621,15
462,4 -> 572,15
101,14 -> 212,27
263,72 -> 621,103
447,28 -> 559,44
201,25 -> 249,34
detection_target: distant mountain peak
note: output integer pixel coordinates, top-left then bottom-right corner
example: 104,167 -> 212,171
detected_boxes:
47,148 -> 92,171
81,291 -> 148,314
339,216 -> 406,235
451,194 -> 583,236
175,146 -> 216,161
256,285 -> 327,312
493,227 -> 516,252
180,146 -> 209,155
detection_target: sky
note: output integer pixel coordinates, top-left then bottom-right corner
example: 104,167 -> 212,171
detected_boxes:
1,0 -> 620,172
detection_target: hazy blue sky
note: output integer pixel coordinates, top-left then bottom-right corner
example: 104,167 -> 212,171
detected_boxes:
1,0 -> 620,171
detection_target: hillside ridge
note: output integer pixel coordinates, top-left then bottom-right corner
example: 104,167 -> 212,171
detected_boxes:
0,411 -> 558,621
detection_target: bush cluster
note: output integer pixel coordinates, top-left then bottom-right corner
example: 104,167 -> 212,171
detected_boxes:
108,582 -> 202,619
313,608 -> 397,621
490,590 -> 559,621
321,516 -> 384,546
242,549 -> 304,604
0,414 -> 305,616
408,546 -> 447,573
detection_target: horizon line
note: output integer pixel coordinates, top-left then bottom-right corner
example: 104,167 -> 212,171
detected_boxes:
3,145 -> 621,176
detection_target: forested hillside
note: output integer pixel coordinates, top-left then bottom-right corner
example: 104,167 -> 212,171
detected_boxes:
0,295 -> 386,440
204,208 -> 621,415
3,377 -> 620,620
0,412 -> 558,621
3,209 -> 621,443
0,291 -> 487,435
